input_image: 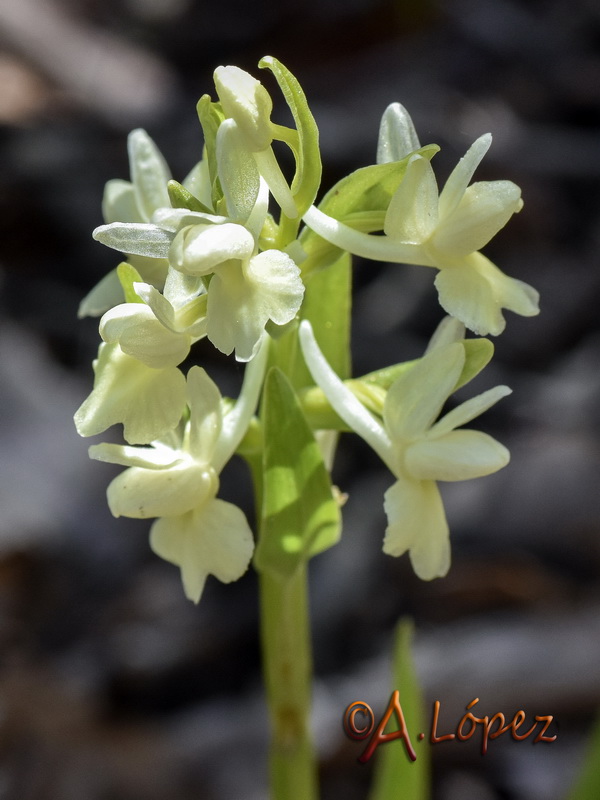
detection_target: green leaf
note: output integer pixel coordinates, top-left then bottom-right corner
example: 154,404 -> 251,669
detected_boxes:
567,712 -> 600,800
259,56 -> 322,218
167,180 -> 212,214
117,262 -> 145,304
369,619 -> 430,800
254,368 -> 341,579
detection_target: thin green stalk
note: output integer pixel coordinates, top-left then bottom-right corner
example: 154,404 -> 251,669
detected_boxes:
259,565 -> 317,800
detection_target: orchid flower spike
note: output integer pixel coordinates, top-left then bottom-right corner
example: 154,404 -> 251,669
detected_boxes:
88,337 -> 269,602
299,321 -> 511,579
303,132 -> 539,336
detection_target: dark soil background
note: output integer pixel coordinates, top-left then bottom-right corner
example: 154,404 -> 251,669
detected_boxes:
1,0 -> 600,798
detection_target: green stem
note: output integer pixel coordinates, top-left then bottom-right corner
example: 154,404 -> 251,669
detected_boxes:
259,565 -> 317,800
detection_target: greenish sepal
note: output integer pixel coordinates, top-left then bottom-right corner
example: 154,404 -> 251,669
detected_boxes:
369,619 -> 430,800
259,56 -> 322,220
458,338 -> 494,388
117,262 -> 146,304
254,368 -> 341,579
167,180 -> 212,214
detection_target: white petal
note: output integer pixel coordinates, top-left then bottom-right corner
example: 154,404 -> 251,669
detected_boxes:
424,315 -> 466,353
89,441 -> 180,469
77,269 -> 123,318
107,462 -> 217,519
434,254 -> 539,336
170,223 -> 254,275
151,207 -> 228,232
133,282 -> 176,328
93,222 -> 173,259
128,255 -> 168,290
383,155 -> 438,242
149,514 -> 186,573
149,497 -> 254,603
405,429 -> 510,481
203,264 -> 254,360
160,269 -> 206,313
214,65 -> 273,152
186,367 -> 222,464
433,180 -> 522,257
383,343 -> 465,440
245,177 -> 270,241
298,321 -> 394,469
438,133 -> 492,219
102,179 -> 140,224
471,252 -> 540,317
100,303 -> 190,368
187,498 -> 254,585
74,343 -> 187,444
128,129 -> 171,221
245,250 -> 304,325
377,103 -> 421,164
216,119 -> 261,223
182,159 -> 213,209
430,385 -> 512,436
206,253 -> 302,362
383,478 -> 450,579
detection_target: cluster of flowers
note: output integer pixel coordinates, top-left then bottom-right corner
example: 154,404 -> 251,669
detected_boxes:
75,58 -> 539,601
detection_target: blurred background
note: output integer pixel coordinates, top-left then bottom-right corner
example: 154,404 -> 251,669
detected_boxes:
1,0 -> 600,798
